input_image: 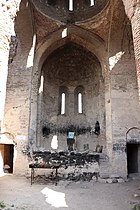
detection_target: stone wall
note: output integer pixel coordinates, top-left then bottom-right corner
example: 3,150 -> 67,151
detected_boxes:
0,0 -> 20,129
108,7 -> 140,176
2,0 -> 35,175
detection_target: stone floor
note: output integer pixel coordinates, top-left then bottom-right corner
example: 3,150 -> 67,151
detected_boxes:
0,173 -> 140,210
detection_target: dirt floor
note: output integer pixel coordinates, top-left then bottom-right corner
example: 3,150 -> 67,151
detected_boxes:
0,173 -> 140,210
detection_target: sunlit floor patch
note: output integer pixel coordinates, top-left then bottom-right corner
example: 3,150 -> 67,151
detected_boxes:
41,187 -> 68,208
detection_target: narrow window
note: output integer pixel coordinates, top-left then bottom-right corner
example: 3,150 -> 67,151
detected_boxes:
90,0 -> 95,6
69,0 -> 73,11
61,93 -> 66,114
74,86 -> 85,115
78,93 -> 82,113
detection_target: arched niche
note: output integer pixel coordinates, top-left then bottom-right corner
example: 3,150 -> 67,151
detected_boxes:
28,26 -> 108,152
35,41 -> 106,151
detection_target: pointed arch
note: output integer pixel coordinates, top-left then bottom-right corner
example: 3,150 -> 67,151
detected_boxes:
29,25 -> 108,149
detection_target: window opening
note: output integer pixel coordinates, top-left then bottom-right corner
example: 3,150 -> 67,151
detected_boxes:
69,0 -> 74,11
61,93 -> 66,114
90,0 -> 95,6
78,93 -> 82,113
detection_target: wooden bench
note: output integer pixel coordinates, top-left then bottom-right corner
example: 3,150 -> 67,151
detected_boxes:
29,164 -> 61,185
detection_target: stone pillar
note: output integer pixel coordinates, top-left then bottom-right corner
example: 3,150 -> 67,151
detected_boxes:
101,63 -> 113,176
131,2 -> 140,100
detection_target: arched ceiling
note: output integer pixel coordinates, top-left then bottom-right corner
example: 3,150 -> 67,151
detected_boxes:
35,25 -> 107,72
30,0 -> 129,46
31,0 -> 110,23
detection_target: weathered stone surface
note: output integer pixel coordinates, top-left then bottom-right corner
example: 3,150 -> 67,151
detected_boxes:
118,178 -> 125,183
106,178 -> 113,184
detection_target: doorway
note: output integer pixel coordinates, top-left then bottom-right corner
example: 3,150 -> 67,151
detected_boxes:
127,143 -> 138,174
0,144 -> 14,173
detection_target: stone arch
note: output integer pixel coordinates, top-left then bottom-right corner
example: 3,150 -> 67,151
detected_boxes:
126,127 -> 140,144
28,25 -> 108,151
36,25 -> 107,68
